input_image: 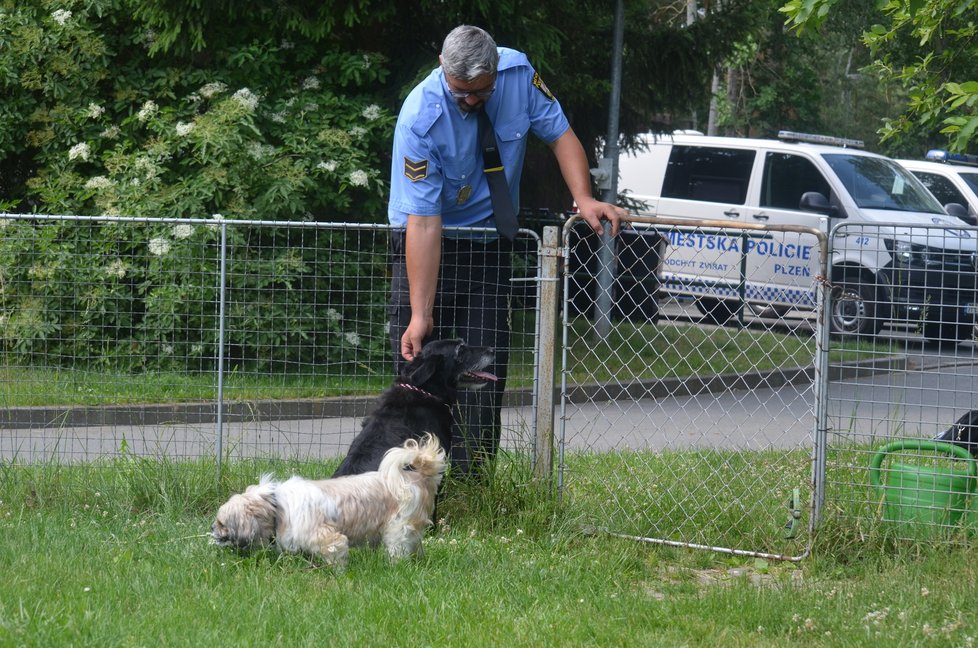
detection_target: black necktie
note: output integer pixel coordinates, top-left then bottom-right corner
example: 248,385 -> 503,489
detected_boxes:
477,109 -> 518,240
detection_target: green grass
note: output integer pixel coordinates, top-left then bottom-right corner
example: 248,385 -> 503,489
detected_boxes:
2,451 -> 976,646
0,365 -> 392,407
0,316 -> 875,407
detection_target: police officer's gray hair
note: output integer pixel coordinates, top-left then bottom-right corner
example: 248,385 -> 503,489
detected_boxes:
441,25 -> 499,81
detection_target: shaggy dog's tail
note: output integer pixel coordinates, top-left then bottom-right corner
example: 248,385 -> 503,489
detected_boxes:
378,433 -> 447,486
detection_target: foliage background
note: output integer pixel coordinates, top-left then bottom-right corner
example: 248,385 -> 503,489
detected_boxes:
0,0 -> 765,371
1,0 -> 972,371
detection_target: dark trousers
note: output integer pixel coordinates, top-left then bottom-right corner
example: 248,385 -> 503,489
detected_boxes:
389,231 -> 512,475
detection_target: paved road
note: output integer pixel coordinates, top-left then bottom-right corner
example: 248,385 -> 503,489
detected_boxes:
4,300 -> 976,463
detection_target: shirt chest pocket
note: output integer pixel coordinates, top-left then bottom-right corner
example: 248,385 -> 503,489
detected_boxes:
442,158 -> 479,183
494,113 -> 530,144
441,159 -> 479,204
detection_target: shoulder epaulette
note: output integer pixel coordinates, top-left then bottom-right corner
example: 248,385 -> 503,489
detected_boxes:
410,102 -> 443,137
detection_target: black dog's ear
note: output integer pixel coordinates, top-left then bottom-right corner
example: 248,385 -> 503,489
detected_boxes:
402,353 -> 441,387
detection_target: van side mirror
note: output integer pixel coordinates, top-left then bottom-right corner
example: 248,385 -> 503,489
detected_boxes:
800,191 -> 839,217
944,202 -> 976,225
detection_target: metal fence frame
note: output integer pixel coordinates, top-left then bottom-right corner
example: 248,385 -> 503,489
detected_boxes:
820,220 -> 978,542
555,214 -> 829,561
0,213 -> 551,474
8,212 -> 975,556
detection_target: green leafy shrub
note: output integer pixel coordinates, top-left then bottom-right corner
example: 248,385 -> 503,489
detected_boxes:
0,3 -> 395,373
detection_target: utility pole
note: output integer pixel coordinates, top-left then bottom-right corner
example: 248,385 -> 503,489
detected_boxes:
593,0 -> 625,339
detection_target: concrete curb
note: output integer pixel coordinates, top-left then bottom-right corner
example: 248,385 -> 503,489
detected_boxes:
0,356 -> 908,431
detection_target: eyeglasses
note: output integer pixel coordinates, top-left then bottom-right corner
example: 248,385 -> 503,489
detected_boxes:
445,75 -> 496,100
447,86 -> 495,100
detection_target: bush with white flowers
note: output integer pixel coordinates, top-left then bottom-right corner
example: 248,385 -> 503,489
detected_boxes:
0,3 -> 396,372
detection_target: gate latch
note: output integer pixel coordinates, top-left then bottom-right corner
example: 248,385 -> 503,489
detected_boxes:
784,488 -> 802,539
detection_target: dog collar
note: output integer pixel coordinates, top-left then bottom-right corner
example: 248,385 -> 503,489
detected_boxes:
396,383 -> 450,409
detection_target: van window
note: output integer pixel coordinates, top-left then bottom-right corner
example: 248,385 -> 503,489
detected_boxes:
662,146 -> 755,204
959,171 -> 978,195
760,153 -> 833,210
823,154 -> 943,213
911,171 -> 968,207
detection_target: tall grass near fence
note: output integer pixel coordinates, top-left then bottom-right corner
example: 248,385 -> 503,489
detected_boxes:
563,448 -> 813,554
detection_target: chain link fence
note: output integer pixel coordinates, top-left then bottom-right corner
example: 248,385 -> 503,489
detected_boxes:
558,215 -> 828,559
822,222 -> 978,542
5,212 -> 977,554
0,214 -> 544,470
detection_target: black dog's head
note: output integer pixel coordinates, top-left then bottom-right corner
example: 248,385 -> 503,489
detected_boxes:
398,339 -> 496,400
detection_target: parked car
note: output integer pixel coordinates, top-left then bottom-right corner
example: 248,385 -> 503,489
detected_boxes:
896,151 -> 978,225
616,131 -> 978,343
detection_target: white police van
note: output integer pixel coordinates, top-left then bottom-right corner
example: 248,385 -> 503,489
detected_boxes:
617,131 -> 978,342
897,150 -> 978,226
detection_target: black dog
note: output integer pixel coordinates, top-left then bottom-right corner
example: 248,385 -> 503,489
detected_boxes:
935,409 -> 978,457
332,339 -> 496,477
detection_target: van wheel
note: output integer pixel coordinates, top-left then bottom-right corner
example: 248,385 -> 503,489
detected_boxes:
695,298 -> 739,324
829,281 -> 882,338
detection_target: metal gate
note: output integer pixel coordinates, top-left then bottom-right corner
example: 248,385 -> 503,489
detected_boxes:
556,215 -> 829,560
821,222 -> 978,542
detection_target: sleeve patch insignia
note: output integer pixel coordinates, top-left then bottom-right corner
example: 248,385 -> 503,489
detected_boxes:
532,72 -> 556,102
403,157 -> 429,182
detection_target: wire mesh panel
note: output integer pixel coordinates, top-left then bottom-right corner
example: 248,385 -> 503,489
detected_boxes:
0,214 -> 542,473
822,222 -> 978,541
558,216 -> 827,558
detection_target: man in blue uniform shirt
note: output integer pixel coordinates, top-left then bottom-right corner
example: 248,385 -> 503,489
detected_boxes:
389,24 -> 623,475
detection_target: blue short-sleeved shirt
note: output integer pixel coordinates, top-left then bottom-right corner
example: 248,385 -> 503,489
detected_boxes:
388,48 -> 570,229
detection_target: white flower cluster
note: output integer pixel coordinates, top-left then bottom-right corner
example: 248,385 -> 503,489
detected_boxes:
134,156 -> 160,181
175,121 -> 195,136
171,223 -> 194,239
302,76 -> 320,90
232,88 -> 260,112
148,237 -> 171,256
101,126 -> 120,140
84,176 -> 113,190
68,142 -> 91,162
51,9 -> 72,25
344,332 -> 361,347
317,160 -> 338,172
348,170 -> 369,187
87,104 -> 105,119
137,100 -> 158,122
198,82 -> 228,99
246,142 -> 275,160
105,260 -> 127,279
362,104 -> 381,121
325,308 -> 342,322
349,126 -> 367,139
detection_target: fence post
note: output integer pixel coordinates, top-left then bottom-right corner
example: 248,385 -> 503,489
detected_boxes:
533,225 -> 561,483
215,223 -> 228,484
811,220 -> 831,528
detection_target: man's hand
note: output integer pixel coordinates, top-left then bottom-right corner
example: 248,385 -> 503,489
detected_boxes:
548,129 -> 628,237
401,315 -> 432,362
575,196 -> 626,237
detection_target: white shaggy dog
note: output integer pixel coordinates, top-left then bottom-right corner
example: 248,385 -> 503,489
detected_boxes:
211,434 -> 445,567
